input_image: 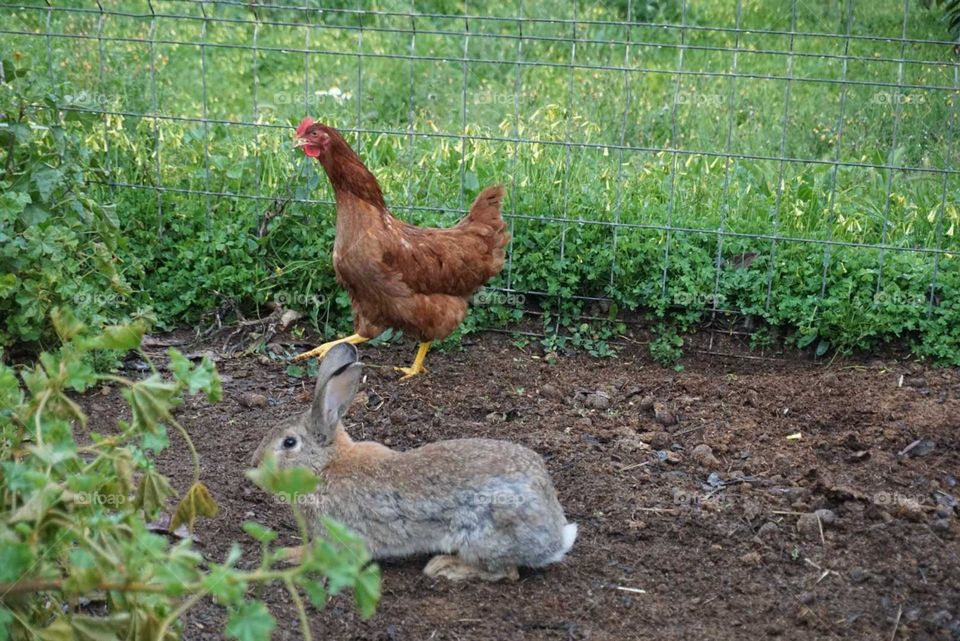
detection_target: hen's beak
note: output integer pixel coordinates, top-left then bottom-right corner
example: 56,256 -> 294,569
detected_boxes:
293,138 -> 307,148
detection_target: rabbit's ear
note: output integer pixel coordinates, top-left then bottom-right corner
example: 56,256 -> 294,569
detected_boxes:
309,343 -> 362,442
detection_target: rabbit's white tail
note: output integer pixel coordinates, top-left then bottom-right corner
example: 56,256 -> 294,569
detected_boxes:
561,523 -> 578,553
547,523 -> 578,563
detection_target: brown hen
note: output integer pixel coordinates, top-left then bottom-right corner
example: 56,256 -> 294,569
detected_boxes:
291,118 -> 510,379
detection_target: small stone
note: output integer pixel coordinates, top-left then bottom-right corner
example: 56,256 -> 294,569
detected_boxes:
820,372 -> 839,387
739,551 -> 762,565
239,392 -> 268,409
690,444 -> 720,469
931,518 -> 952,532
257,355 -> 271,366
648,431 -> 672,449
849,567 -> 871,584
574,417 -> 593,430
929,610 -> 953,628
744,389 -> 760,407
580,434 -> 602,448
814,508 -> 837,526
541,383 -> 563,401
653,402 -> 677,427
638,395 -> 656,411
799,592 -> 815,605
757,521 -> 781,541
584,391 -> 612,410
900,438 -> 936,458
485,411 -> 506,424
615,435 -> 649,453
935,506 -> 954,520
656,450 -> 681,464
903,376 -> 927,388
797,512 -> 823,539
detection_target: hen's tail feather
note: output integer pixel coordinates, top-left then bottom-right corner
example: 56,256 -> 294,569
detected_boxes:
463,185 -> 510,250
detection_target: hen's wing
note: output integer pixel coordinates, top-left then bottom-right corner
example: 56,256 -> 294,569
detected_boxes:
381,185 -> 510,297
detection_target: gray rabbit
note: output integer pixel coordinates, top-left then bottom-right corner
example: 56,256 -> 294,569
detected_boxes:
252,343 -> 577,581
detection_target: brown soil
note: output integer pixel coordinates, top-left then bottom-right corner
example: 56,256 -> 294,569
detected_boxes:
82,332 -> 960,641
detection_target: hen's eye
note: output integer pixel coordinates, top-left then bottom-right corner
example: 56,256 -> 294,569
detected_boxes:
282,436 -> 297,449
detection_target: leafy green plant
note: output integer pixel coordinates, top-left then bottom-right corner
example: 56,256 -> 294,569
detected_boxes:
0,56 -> 132,352
0,311 -> 379,640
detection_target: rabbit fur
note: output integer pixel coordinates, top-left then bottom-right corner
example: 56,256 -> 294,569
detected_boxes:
252,343 -> 577,581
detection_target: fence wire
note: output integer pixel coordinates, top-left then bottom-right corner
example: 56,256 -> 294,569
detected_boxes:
2,0 -> 959,339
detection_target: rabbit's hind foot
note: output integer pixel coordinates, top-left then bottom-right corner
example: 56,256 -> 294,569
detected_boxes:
423,554 -> 518,582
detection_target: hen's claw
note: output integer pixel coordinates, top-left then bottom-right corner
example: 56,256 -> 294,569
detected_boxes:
395,341 -> 432,380
291,334 -> 369,362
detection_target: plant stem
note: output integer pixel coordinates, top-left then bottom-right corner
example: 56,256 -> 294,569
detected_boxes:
284,576 -> 314,641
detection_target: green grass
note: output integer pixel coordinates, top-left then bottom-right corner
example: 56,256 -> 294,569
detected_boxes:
2,0 -> 959,361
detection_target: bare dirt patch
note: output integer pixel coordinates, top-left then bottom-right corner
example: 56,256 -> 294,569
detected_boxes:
81,333 -> 960,641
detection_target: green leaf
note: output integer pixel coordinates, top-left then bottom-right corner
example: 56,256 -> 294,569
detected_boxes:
354,563 -> 381,619
246,458 -> 319,500
71,613 -> 130,641
241,522 -> 277,544
225,601 -> 276,641
0,541 -> 34,582
92,320 -> 147,351
300,579 -> 327,609
51,307 -> 87,342
0,608 -> 13,641
168,349 -> 221,401
32,167 -> 63,203
169,481 -> 219,532
0,273 -> 17,297
134,469 -> 176,516
34,618 -> 73,641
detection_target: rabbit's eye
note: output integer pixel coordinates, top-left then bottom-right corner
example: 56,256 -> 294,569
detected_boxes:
282,436 -> 298,449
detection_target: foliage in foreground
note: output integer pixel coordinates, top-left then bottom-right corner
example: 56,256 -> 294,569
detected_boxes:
0,312 -> 379,640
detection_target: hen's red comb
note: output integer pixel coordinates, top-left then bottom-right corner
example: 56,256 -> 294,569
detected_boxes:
295,116 -> 315,137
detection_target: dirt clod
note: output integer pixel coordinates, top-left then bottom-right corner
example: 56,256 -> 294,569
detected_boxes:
238,392 -> 268,408
690,443 -> 720,469
653,402 -> 677,427
584,391 -> 611,410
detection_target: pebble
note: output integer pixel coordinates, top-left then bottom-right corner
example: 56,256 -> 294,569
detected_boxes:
638,395 -> 655,412
648,431 -> 672,449
820,372 -> 839,387
931,518 -> 952,532
757,521 -> 781,541
797,512 -> 825,539
239,392 -> 268,409
903,376 -> 927,388
574,417 -> 593,430
653,402 -> 678,427
540,383 -> 563,401
584,391 -> 612,410
739,551 -> 762,565
690,444 -> 720,469
814,508 -> 837,526
849,567 -> 871,584
929,610 -> 953,628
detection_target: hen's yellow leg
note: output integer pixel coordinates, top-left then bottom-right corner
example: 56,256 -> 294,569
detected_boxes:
291,334 -> 369,362
396,341 -> 431,380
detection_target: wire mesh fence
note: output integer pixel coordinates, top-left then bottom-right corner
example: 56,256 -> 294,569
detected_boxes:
2,0 -> 959,353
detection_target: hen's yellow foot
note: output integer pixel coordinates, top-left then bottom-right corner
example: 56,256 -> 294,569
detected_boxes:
395,341 -> 431,380
291,334 -> 369,362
